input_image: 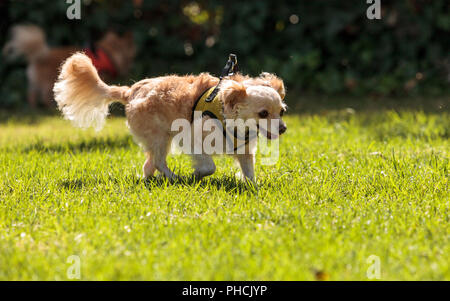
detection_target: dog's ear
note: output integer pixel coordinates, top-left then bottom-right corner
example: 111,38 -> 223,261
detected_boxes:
222,82 -> 247,111
259,72 -> 286,100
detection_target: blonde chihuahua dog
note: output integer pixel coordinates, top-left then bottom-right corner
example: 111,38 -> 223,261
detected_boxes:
53,53 -> 286,182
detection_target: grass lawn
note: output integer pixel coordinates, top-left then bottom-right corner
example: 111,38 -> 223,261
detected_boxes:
0,97 -> 448,280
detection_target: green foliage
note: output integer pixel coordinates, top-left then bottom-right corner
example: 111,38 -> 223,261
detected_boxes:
0,99 -> 448,280
1,0 -> 449,108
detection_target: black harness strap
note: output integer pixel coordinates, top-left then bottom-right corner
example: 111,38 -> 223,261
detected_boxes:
204,54 -> 238,103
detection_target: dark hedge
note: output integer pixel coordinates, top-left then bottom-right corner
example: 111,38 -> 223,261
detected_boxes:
0,0 -> 449,108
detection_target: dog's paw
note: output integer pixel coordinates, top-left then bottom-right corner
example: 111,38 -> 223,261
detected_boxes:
235,171 -> 257,189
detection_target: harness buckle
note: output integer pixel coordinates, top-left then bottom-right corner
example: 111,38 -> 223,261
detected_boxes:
205,54 -> 238,103
221,53 -> 238,78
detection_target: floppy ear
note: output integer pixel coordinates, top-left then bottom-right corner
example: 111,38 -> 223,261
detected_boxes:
259,72 -> 286,100
222,82 -> 247,111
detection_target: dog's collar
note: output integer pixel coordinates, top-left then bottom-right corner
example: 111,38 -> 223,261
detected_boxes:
84,47 -> 118,78
191,86 -> 253,151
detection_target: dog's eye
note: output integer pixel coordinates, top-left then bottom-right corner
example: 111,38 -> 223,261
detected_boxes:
280,109 -> 285,117
258,110 -> 269,118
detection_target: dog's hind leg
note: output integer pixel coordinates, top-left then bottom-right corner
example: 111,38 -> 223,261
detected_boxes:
191,154 -> 216,180
149,137 -> 177,180
143,152 -> 156,178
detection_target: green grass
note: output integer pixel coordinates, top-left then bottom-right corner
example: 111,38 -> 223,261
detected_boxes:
0,97 -> 448,280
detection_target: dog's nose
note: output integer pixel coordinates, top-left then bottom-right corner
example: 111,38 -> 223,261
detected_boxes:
279,123 -> 287,134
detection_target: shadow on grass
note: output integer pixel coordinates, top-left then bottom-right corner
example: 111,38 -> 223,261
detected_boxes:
18,135 -> 134,154
0,108 -> 58,124
0,104 -> 125,124
290,95 -> 448,114
144,174 -> 256,193
60,179 -> 86,190
59,174 -> 256,194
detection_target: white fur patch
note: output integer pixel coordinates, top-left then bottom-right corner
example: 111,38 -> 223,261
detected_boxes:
54,80 -> 110,131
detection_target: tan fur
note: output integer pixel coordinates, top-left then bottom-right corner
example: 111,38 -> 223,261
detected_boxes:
54,53 -> 287,182
239,72 -> 286,100
222,81 -> 248,113
54,53 -> 129,130
3,25 -> 135,108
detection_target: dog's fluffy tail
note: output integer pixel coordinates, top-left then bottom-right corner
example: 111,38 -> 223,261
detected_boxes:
54,52 -> 130,131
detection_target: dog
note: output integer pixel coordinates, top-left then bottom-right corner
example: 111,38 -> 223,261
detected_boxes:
53,53 -> 287,183
2,25 -> 136,108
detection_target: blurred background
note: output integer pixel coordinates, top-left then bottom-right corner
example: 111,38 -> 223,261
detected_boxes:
0,0 -> 448,109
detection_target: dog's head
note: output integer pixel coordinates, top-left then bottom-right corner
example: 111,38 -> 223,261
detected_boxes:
221,73 -> 287,139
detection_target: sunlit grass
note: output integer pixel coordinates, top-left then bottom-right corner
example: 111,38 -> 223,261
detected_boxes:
0,102 -> 448,280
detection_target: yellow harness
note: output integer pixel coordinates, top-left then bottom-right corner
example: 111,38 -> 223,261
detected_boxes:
191,86 -> 253,151
191,86 -> 224,124
190,54 -> 255,151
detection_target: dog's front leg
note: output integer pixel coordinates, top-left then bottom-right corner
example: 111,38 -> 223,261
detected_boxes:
235,154 -> 255,183
191,154 -> 216,180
